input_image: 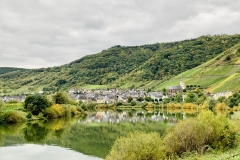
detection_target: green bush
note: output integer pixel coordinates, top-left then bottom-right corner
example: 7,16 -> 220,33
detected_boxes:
26,112 -> 32,119
42,108 -> 58,119
0,110 -> 26,124
130,101 -> 137,106
106,131 -> 166,160
164,111 -> 237,156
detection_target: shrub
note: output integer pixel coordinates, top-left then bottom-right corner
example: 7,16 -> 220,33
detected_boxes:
183,103 -> 198,109
164,111 -> 237,156
164,119 -> 212,155
24,94 -> 51,115
80,103 -> 88,111
130,101 -> 137,106
0,110 -> 26,124
106,131 -> 166,160
197,111 -> 237,150
215,102 -> 230,110
26,112 -> 32,119
51,104 -> 65,117
43,108 -> 58,119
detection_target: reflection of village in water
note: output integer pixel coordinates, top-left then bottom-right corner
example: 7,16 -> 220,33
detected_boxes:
77,109 -> 199,125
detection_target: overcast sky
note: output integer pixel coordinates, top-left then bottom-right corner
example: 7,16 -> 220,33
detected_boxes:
0,0 -> 240,68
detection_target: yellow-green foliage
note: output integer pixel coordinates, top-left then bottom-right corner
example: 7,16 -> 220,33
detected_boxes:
43,107 -> 58,119
183,103 -> 198,109
51,104 -> 65,117
105,131 -> 166,160
43,104 -> 83,119
146,102 -> 154,108
164,111 -> 237,156
164,119 -> 211,155
215,102 -> 230,110
167,103 -> 182,109
0,110 -> 26,124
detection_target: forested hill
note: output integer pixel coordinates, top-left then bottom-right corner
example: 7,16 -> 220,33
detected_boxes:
0,34 -> 240,94
155,42 -> 240,93
0,67 -> 27,75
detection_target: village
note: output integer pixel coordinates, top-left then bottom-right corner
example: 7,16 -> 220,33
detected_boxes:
0,76 -> 233,103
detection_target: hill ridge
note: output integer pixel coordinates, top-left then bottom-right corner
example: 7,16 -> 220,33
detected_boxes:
0,34 -> 240,95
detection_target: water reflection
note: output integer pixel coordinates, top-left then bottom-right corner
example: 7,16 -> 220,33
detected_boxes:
0,108 -> 201,159
78,108 -> 199,125
0,144 -> 101,160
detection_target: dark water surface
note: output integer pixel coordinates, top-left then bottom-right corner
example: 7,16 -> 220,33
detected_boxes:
0,108 -> 199,159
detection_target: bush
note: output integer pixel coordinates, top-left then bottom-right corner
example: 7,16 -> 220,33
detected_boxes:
164,111 -> 237,156
24,94 -> 51,115
26,112 -> 32,119
51,104 -> 65,117
215,102 -> 230,110
0,110 -> 26,124
43,108 -> 58,119
164,119 -> 212,155
106,131 -> 166,160
130,101 -> 137,106
183,103 -> 198,109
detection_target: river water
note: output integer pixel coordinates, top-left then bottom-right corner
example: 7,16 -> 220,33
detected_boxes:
0,108 -> 209,160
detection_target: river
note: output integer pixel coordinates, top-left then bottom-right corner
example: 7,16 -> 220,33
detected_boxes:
0,108 -> 216,160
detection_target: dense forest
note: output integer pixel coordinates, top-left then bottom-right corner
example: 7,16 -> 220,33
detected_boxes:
0,34 -> 240,94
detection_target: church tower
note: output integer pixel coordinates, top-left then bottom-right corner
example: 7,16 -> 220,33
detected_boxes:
180,75 -> 185,89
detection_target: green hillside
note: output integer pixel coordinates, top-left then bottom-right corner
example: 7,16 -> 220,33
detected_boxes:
0,34 -> 240,94
155,43 -> 240,93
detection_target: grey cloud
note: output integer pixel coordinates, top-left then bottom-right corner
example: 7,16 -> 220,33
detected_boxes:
0,0 -> 239,68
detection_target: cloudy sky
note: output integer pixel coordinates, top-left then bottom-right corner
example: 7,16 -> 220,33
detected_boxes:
0,0 -> 240,68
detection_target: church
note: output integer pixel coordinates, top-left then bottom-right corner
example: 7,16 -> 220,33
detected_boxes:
167,75 -> 185,95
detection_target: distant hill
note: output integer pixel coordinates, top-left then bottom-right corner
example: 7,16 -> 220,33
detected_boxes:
0,67 -> 27,75
155,43 -> 240,93
0,34 -> 240,94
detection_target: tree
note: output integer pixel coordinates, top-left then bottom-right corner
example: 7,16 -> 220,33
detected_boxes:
227,93 -> 240,108
162,88 -> 167,95
127,96 -> 133,103
24,94 -> 51,115
174,93 -> 183,103
136,97 -> 144,102
144,96 -> 152,102
52,92 -> 69,104
184,92 -> 197,103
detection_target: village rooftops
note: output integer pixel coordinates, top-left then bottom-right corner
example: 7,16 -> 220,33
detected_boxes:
168,86 -> 183,90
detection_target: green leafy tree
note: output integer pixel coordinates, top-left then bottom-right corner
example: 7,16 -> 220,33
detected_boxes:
52,92 -> 69,104
184,92 -> 197,103
162,88 -> 167,95
24,94 -> 51,115
174,93 -> 183,103
136,97 -> 144,102
144,96 -> 152,102
227,93 -> 240,108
